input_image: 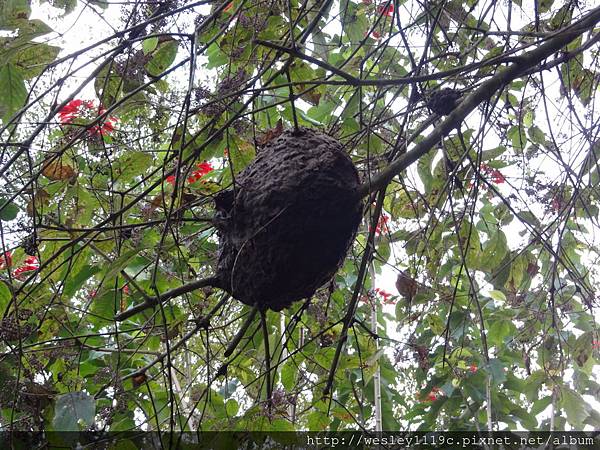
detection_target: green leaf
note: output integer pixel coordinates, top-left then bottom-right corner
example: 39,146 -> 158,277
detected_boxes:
478,229 -> 508,272
417,151 -> 434,194
307,410 -> 330,430
280,362 -> 295,390
0,0 -> 31,29
145,39 -> 179,77
104,247 -> 141,281
573,69 -> 595,107
225,398 -> 239,417
487,319 -> 515,346
0,281 -> 11,314
550,4 -> 572,29
95,65 -> 123,107
47,0 -> 77,15
0,197 -> 20,221
0,63 -> 27,122
52,391 -> 95,431
538,0 -> 554,14
142,36 -> 158,55
488,290 -> 506,302
528,125 -> 546,146
113,151 -> 153,184
560,387 -> 590,429
507,125 -> 527,152
481,146 -> 507,161
486,358 -> 507,385
9,42 -> 61,79
16,18 -> 53,38
89,0 -> 108,9
63,264 -> 100,298
206,42 -> 229,69
229,138 -> 255,174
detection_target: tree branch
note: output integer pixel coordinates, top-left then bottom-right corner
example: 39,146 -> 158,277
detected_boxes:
356,5 -> 600,198
114,276 -> 222,321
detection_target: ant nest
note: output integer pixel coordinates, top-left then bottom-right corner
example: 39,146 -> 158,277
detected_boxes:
214,128 -> 363,311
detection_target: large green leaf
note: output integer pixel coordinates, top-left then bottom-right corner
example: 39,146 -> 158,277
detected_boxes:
0,282 -> 11,314
52,391 -> 95,431
144,39 -> 179,77
0,63 -> 27,122
9,41 -> 60,79
0,196 -> 19,221
0,0 -> 31,29
560,387 -> 590,429
63,264 -> 101,298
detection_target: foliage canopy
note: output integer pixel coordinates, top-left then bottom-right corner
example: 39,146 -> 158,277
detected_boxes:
0,0 -> 599,434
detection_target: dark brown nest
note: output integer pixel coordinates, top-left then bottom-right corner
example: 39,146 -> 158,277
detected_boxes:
426,88 -> 462,115
214,128 -> 363,311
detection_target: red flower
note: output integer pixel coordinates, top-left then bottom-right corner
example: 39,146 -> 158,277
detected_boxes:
167,161 -> 214,185
187,161 -> 214,183
592,340 -> 600,349
122,285 -> 130,295
0,251 -> 12,269
490,170 -> 505,184
223,2 -> 234,12
377,2 -> 394,17
419,387 -> 442,402
374,287 -> 395,304
58,99 -> 117,136
469,364 -> 478,373
58,99 -> 91,123
13,255 -> 39,279
480,163 -> 505,184
374,214 -> 389,235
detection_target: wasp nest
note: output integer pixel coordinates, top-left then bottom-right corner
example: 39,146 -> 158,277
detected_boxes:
214,128 -> 363,311
426,88 -> 462,115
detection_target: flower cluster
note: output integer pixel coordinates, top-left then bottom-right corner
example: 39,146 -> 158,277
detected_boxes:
370,213 -> 390,236
166,161 -> 214,185
58,99 -> 117,136
0,252 -> 12,270
0,252 -> 39,279
469,363 -> 478,373
377,3 -> 394,17
374,287 -> 395,304
365,30 -> 383,39
480,163 -> 505,184
14,256 -> 40,279
360,287 -> 395,306
419,386 -> 443,403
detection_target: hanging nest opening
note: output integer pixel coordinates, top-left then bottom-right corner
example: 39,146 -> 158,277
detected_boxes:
214,128 -> 363,311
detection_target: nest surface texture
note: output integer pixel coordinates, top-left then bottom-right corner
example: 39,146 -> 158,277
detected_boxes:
215,128 -> 363,311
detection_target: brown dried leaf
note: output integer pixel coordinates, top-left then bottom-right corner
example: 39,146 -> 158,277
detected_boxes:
256,119 -> 283,146
42,158 -> 76,181
26,189 -> 50,216
396,271 -> 418,299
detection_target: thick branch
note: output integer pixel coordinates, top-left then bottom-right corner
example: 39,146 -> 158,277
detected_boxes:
114,276 -> 222,321
356,5 -> 600,198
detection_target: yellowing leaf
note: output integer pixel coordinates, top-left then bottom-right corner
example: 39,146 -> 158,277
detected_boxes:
42,158 -> 77,180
